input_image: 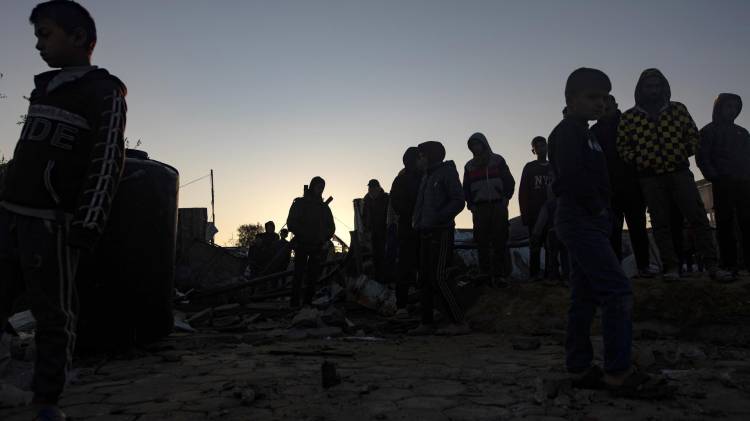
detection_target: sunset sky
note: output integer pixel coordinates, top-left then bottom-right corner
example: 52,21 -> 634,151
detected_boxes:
1,0 -> 748,245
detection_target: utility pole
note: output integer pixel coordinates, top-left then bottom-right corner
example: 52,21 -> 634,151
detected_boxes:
210,169 -> 215,244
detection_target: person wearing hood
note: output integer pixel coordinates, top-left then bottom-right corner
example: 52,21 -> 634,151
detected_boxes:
390,147 -> 422,316
410,141 -> 468,336
463,132 -> 515,281
617,69 -> 732,283
591,95 -> 655,278
286,176 -> 336,307
0,2 -> 127,417
362,179 -> 390,283
519,136 -> 552,281
697,93 -> 750,274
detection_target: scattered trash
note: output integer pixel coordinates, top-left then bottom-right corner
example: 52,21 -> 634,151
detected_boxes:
0,382 -> 32,408
173,311 -> 196,333
321,360 -> 341,388
346,275 -> 397,316
320,307 -> 346,328
291,308 -> 323,329
312,284 -> 345,307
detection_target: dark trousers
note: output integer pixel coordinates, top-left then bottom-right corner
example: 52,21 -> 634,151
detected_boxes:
0,208 -> 80,403
610,185 -> 651,270
547,229 -> 569,281
640,170 -> 718,272
471,202 -> 509,277
527,221 -> 548,279
713,179 -> 750,270
371,230 -> 387,283
396,224 -> 419,309
419,228 -> 464,324
291,246 -> 323,306
555,199 -> 633,374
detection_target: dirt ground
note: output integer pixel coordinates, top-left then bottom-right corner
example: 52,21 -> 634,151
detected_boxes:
2,274 -> 750,421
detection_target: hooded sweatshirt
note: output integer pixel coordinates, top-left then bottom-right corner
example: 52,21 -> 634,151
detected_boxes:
518,159 -> 552,225
412,142 -> 465,230
362,186 -> 390,236
697,94 -> 750,181
390,147 -> 422,226
0,67 -> 126,251
617,69 -> 700,176
463,133 -> 515,210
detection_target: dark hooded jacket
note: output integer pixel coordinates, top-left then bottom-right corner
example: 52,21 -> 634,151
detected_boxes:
463,133 -> 515,210
549,116 -> 611,215
286,189 -> 335,250
697,94 -> 750,181
413,142 -> 465,230
390,147 -> 422,227
0,67 -> 126,251
362,186 -> 390,236
617,69 -> 700,176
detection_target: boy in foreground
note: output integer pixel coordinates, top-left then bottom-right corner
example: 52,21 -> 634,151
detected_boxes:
549,68 -> 658,396
0,1 -> 127,419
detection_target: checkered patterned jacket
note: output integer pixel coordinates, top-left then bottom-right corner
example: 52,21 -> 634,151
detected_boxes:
616,102 -> 699,176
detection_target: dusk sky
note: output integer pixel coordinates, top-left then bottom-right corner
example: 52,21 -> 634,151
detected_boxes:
1,0 -> 748,246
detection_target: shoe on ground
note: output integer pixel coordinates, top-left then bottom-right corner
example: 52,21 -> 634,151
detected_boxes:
34,406 -> 67,421
408,323 -> 436,336
436,322 -> 471,336
638,267 -> 659,278
393,308 -> 410,320
710,268 -> 736,283
662,271 -> 681,282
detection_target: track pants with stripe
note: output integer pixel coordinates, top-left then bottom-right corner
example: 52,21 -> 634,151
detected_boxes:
418,228 -> 464,324
0,207 -> 79,403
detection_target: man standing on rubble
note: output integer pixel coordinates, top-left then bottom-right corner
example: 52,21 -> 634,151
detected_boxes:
362,179 -> 390,283
410,141 -> 468,335
463,132 -> 515,283
247,221 -> 280,276
617,69 -> 733,282
519,136 -> 553,281
390,147 -> 422,317
286,177 -> 336,308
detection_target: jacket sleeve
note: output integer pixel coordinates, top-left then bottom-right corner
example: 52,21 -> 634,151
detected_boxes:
286,200 -> 301,234
68,82 -> 127,251
438,167 -> 466,222
499,158 -> 515,200
462,167 -> 474,210
680,104 -> 700,157
518,164 -> 530,223
617,115 -> 635,165
389,176 -> 405,217
696,126 -> 718,181
324,206 -> 336,241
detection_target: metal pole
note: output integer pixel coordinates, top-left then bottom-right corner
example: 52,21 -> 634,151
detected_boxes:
210,169 -> 215,224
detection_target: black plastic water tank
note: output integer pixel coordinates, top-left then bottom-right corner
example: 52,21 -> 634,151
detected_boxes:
77,149 -> 179,353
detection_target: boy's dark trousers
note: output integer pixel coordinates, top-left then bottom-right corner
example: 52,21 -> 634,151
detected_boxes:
555,199 -> 633,374
471,202 -> 509,278
546,228 -> 568,281
610,184 -> 651,270
418,228 -> 464,324
396,223 -> 418,309
527,221 -> 548,279
0,207 -> 80,403
713,179 -> 750,270
639,170 -> 718,273
291,246 -> 323,307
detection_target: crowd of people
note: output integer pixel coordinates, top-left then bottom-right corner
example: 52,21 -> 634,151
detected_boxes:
1,0 -> 749,418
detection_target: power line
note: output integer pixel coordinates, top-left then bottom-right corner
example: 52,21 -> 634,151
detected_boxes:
179,173 -> 210,189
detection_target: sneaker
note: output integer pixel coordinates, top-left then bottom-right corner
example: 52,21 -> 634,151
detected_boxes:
408,323 -> 436,336
638,267 -> 659,279
662,271 -> 681,282
436,322 -> 471,336
710,268 -> 736,283
34,406 -> 67,421
393,308 -> 410,320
